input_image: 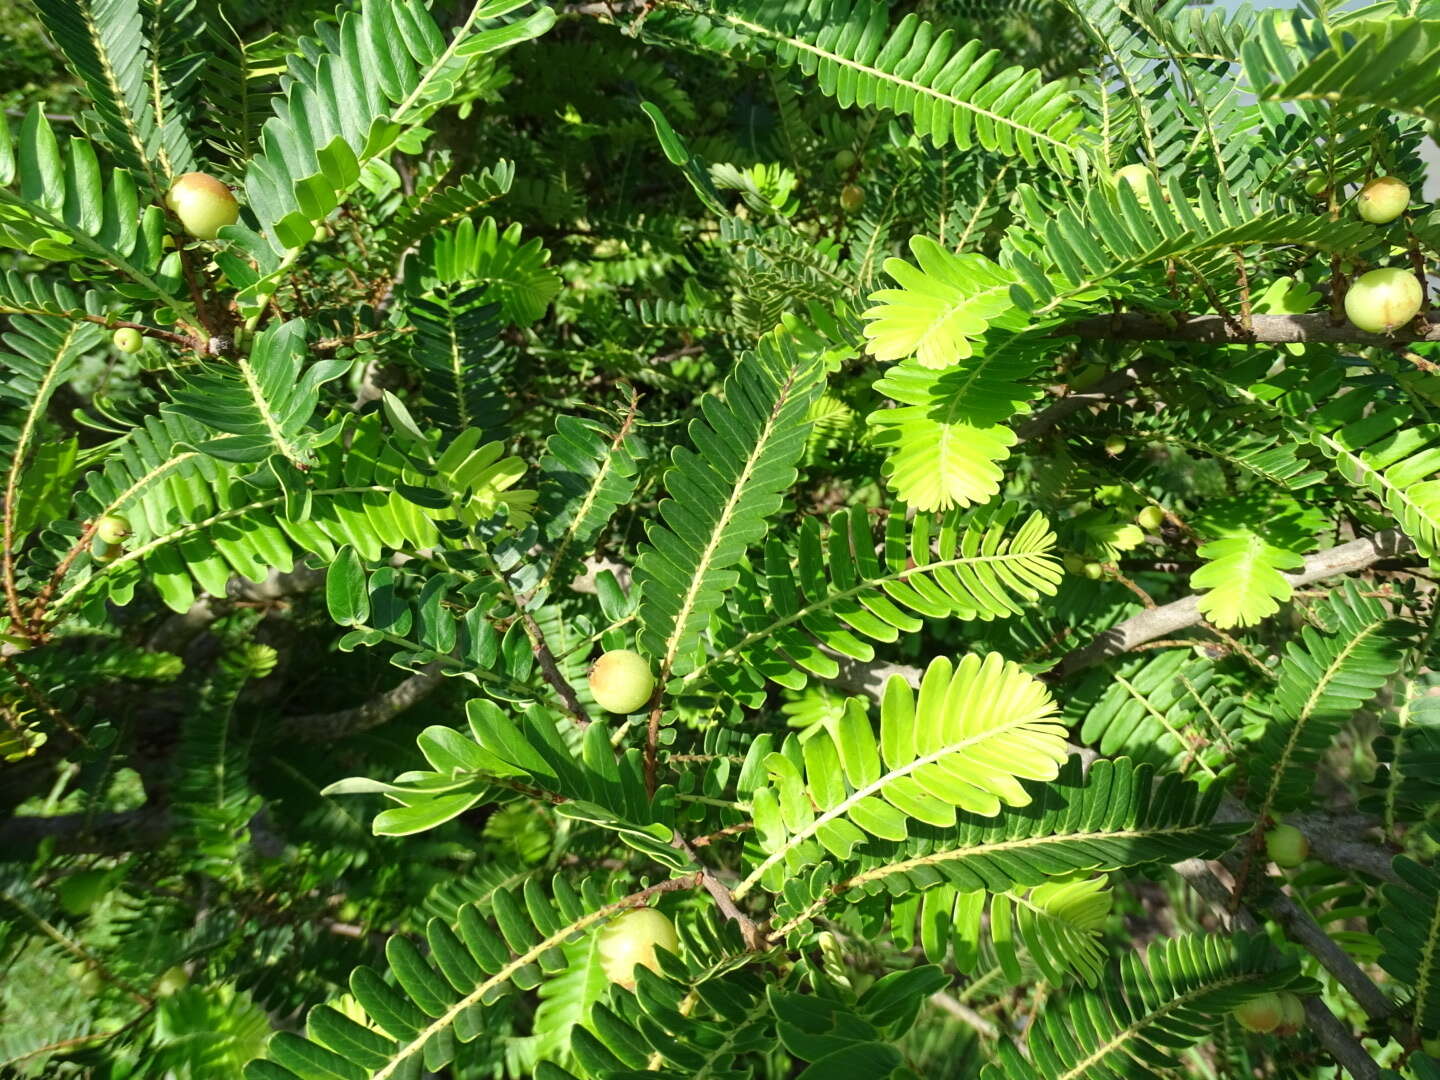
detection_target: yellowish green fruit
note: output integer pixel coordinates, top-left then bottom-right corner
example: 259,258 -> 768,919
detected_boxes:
1104,435 -> 1127,456
95,514 -> 132,545
1137,505 -> 1165,531
1344,268 -> 1423,334
588,649 -> 655,714
1265,823 -> 1309,868
1356,176 -> 1410,224
165,172 -> 239,240
1083,562 -> 1104,580
155,965 -> 189,996
1303,174 -> 1328,199
596,907 -> 678,988
833,148 -> 857,171
1234,993 -> 1285,1033
112,328 -> 142,354
1273,992 -> 1306,1036
313,223 -> 331,243
840,184 -> 865,213
95,542 -> 124,564
1112,164 -> 1154,206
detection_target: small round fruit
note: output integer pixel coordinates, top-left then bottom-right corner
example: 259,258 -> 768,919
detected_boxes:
95,514 -> 132,545
1265,823 -> 1309,868
833,148 -> 857,171
1137,505 -> 1165,531
112,328 -> 142,354
95,542 -> 124,564
1104,435 -> 1127,456
1062,553 -> 1086,575
1113,163 -> 1154,206
1083,562 -> 1104,580
155,965 -> 189,996
1303,174 -> 1329,199
588,650 -> 655,714
840,184 -> 865,213
1234,992 -> 1285,1033
1356,176 -> 1410,224
165,172 -> 239,240
1344,267 -> 1423,334
1273,992 -> 1306,1037
312,223 -> 331,243
596,907 -> 678,988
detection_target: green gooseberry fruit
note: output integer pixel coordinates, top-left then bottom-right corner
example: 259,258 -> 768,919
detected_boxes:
94,541 -> 124,564
1265,823 -> 1309,868
112,328 -> 142,354
1062,554 -> 1087,575
1104,435 -> 1127,456
155,965 -> 189,997
165,172 -> 239,240
596,907 -> 678,988
1112,163 -> 1155,206
95,514 -> 132,545
1234,992 -> 1284,1033
1137,505 -> 1165,531
588,650 -> 656,714
840,184 -> 865,213
1344,268 -> 1423,334
1083,562 -> 1104,580
1356,176 -> 1410,225
833,148 -> 857,171
1273,992 -> 1306,1036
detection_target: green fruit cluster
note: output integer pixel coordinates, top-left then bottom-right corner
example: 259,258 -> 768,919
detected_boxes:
595,907 -> 677,988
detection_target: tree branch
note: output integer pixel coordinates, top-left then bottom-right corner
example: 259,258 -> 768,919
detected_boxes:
280,662 -> 445,741
1064,311 -> 1440,346
1047,530 -> 1414,681
1173,858 -> 1383,1080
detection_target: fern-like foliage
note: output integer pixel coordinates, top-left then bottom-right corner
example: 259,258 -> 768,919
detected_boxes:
1196,353 -> 1440,558
403,287 -> 510,435
168,318 -> 347,465
412,217 -> 560,327
49,413 -> 527,616
646,0 -> 1087,173
736,652 -> 1069,898
898,876 -> 1113,987
634,326 -> 825,677
243,876 -> 723,1080
1377,846 -> 1440,1035
1366,682 -> 1440,834
981,933 -> 1310,1080
689,501 -> 1060,695
1261,16 -> 1440,122
771,756 -> 1241,937
379,159 -> 515,265
33,0 -> 189,188
1067,649 -> 1238,780
1245,581 -> 1409,819
866,331 -> 1066,510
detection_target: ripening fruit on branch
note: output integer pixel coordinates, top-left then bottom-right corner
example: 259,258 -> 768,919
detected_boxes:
588,649 -> 655,713
95,514 -> 132,545
165,172 -> 239,240
1356,176 -> 1410,224
94,542 -> 124,563
112,327 -> 142,354
1273,992 -> 1306,1036
1265,823 -> 1309,867
1344,268 -> 1423,334
1137,506 -> 1165,531
1083,562 -> 1104,580
833,148 -> 857,171
1234,993 -> 1285,1033
596,907 -> 678,988
1104,435 -> 1127,456
840,184 -> 865,213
